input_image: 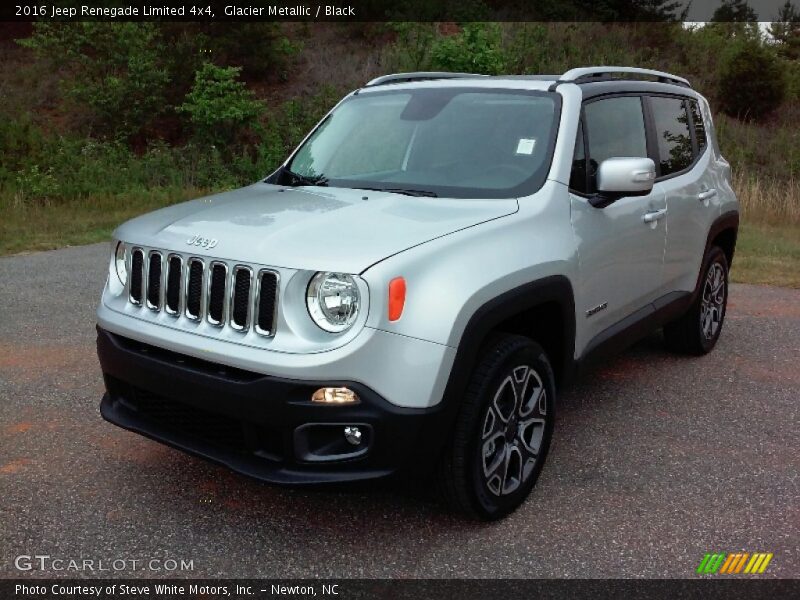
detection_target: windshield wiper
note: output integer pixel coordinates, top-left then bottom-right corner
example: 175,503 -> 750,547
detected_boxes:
354,186 -> 438,198
283,167 -> 329,187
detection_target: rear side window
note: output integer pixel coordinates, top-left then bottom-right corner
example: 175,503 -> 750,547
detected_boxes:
649,96 -> 693,176
688,100 -> 707,154
583,96 -> 648,193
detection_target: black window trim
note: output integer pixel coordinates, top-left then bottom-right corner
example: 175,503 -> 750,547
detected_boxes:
644,92 -> 708,183
569,91 -> 710,196
569,92 -> 649,199
687,97 -> 708,157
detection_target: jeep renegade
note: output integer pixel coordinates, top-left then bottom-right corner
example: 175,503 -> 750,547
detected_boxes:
97,67 -> 739,520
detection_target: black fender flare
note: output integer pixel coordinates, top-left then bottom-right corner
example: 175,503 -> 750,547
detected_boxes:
418,275 -> 576,464
693,210 -> 739,300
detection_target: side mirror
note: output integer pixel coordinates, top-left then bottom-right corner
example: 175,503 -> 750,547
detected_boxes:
590,157 -> 656,208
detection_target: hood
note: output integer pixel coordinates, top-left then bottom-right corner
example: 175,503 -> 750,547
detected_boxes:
115,183 -> 518,273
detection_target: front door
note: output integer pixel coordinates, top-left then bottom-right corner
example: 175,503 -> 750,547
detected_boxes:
569,95 -> 667,354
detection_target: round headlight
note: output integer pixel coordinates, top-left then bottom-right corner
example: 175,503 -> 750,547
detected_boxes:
114,242 -> 128,285
306,272 -> 360,333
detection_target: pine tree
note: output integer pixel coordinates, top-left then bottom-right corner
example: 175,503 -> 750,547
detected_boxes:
769,1 -> 800,60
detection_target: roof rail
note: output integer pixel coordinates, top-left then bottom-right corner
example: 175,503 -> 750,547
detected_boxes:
365,72 -> 486,87
559,66 -> 691,88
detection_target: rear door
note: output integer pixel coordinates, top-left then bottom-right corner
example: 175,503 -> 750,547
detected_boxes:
647,95 -> 721,293
570,95 -> 668,352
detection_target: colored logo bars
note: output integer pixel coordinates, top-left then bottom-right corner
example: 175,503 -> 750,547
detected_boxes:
696,552 -> 773,574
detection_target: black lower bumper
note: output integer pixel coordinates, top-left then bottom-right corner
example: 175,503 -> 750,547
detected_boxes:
97,327 -> 447,484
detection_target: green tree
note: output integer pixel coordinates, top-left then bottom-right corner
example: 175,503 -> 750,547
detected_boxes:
717,40 -> 786,121
712,0 -> 758,20
203,23 -> 299,78
710,0 -> 760,39
429,23 -> 506,75
769,1 -> 800,60
20,23 -> 171,140
178,62 -> 264,148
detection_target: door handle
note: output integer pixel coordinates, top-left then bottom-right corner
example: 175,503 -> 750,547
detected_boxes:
698,188 -> 717,201
642,208 -> 668,223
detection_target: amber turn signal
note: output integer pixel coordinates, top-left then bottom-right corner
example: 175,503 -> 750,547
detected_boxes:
388,277 -> 406,321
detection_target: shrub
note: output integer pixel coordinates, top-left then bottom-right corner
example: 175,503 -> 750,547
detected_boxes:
716,41 -> 786,121
178,63 -> 264,148
204,23 -> 300,78
20,23 -> 171,140
429,23 -> 506,75
14,165 -> 60,206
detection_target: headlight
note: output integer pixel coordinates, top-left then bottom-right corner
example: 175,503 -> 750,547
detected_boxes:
114,241 -> 128,285
306,272 -> 360,333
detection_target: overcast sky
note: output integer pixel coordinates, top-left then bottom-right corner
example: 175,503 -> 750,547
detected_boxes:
681,0 -> 794,21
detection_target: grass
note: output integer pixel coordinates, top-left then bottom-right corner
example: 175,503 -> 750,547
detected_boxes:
731,222 -> 800,288
0,188 -> 216,256
729,173 -> 800,288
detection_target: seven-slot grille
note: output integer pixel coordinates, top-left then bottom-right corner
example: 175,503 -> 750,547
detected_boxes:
127,248 -> 278,336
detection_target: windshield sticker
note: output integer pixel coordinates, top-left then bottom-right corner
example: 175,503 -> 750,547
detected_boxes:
516,138 -> 536,155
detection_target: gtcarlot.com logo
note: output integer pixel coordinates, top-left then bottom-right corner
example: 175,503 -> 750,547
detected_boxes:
696,552 -> 773,575
14,555 -> 194,572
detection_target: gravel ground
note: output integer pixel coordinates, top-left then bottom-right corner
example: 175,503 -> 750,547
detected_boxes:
0,243 -> 797,578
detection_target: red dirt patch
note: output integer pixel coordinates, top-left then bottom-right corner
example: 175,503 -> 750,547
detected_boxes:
0,343 -> 96,384
0,458 -> 31,474
6,422 -> 33,434
728,294 -> 800,319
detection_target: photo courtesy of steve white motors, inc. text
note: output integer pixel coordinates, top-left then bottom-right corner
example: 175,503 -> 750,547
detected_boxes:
14,583 -> 340,597
14,4 -> 357,18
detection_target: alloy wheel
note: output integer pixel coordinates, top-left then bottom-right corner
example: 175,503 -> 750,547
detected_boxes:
700,262 -> 725,340
480,365 -> 547,497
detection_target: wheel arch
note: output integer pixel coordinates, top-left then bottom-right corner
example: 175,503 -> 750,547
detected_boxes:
697,210 -> 739,297
440,275 -> 576,412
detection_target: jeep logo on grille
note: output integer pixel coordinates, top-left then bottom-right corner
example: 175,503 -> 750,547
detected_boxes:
187,235 -> 218,249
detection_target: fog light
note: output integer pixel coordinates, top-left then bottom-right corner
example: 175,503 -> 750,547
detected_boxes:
311,387 -> 359,405
343,426 -> 362,446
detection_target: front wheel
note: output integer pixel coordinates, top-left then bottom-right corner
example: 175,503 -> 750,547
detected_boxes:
664,245 -> 729,355
438,334 -> 556,520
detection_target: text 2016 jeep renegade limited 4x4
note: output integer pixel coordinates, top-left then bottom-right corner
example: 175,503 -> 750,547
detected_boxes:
97,67 -> 739,520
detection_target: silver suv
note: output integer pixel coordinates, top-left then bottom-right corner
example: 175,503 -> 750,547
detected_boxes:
97,67 -> 739,520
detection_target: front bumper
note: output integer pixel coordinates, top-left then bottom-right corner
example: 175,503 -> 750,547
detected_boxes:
97,327 -> 449,484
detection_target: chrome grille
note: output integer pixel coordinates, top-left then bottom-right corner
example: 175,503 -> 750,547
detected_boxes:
130,248 -> 144,305
146,251 -> 162,311
165,255 -> 182,315
207,262 -> 228,326
255,270 -> 278,336
126,249 -> 278,337
230,266 -> 252,330
185,259 -> 204,320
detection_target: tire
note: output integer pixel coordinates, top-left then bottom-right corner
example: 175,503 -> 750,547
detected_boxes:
664,245 -> 729,355
437,334 -> 556,520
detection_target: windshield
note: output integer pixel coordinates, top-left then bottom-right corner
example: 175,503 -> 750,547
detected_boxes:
286,87 -> 560,199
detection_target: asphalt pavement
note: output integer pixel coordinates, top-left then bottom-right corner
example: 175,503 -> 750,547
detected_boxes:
1,243 -> 797,578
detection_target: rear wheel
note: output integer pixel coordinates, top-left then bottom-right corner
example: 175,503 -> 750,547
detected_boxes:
664,245 -> 729,355
438,334 -> 555,520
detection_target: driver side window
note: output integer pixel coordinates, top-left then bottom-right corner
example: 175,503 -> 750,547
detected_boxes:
582,96 -> 648,194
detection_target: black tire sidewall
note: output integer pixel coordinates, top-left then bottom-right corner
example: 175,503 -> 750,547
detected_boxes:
468,341 -> 556,520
